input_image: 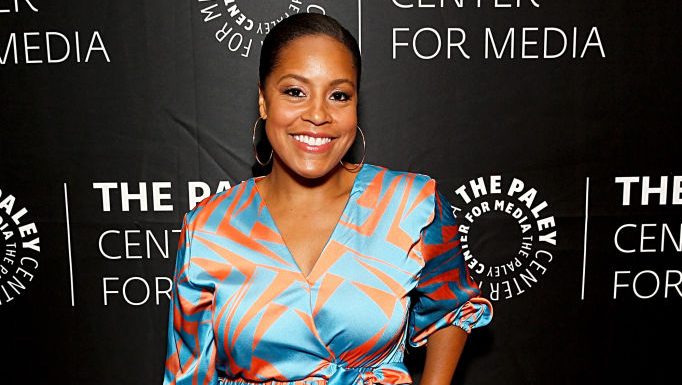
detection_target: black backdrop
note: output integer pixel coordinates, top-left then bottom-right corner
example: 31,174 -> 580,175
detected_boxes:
1,1 -> 680,384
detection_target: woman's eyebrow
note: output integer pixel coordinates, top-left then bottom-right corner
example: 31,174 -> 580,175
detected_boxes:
330,78 -> 356,88
277,74 -> 355,88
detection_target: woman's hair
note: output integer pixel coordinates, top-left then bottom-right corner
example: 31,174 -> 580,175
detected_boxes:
259,12 -> 362,92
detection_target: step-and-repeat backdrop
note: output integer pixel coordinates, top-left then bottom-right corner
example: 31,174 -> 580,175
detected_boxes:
1,1 -> 679,384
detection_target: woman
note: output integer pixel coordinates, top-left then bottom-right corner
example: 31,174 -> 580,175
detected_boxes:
163,12 -> 492,385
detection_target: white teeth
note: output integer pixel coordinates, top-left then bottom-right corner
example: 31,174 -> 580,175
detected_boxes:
293,134 -> 333,146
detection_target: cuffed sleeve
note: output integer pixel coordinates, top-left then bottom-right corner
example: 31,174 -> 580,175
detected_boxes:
408,181 -> 493,348
163,213 -> 219,385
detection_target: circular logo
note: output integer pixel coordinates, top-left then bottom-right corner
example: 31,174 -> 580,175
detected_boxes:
450,176 -> 558,301
196,0 -> 328,58
0,187 -> 40,306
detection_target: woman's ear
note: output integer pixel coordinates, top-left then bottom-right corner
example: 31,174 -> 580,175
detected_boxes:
257,83 -> 267,119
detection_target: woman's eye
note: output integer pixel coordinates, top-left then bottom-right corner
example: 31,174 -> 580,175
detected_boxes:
283,88 -> 304,97
331,91 -> 351,101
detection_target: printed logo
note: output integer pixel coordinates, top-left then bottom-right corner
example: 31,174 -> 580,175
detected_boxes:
196,0 -> 327,58
450,176 -> 557,301
0,187 -> 40,306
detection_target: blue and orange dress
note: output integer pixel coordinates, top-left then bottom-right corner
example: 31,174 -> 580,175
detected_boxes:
163,163 -> 493,385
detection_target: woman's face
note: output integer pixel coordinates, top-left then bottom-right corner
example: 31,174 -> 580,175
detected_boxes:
258,34 -> 358,179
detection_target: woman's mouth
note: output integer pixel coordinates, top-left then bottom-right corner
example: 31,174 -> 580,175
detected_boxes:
290,134 -> 335,153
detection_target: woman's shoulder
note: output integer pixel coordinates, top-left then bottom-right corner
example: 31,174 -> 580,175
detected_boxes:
363,163 -> 436,196
182,178 -> 253,229
363,164 -> 439,248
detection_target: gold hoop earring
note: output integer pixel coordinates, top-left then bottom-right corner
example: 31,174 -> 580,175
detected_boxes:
252,117 -> 273,166
340,125 -> 366,171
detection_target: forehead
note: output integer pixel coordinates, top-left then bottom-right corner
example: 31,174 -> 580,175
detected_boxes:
273,35 -> 357,81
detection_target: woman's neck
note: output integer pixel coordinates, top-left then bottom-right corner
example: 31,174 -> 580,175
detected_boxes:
257,160 -> 354,208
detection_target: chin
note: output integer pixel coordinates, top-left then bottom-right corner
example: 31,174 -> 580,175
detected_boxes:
289,158 -> 340,180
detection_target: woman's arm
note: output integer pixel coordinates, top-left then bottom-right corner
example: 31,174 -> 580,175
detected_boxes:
408,178 -> 493,384
419,325 -> 468,385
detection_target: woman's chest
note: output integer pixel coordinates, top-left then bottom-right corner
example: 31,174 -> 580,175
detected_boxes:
208,233 -> 423,365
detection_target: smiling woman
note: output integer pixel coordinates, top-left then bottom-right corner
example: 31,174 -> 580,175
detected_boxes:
163,12 -> 492,385
257,33 -> 359,179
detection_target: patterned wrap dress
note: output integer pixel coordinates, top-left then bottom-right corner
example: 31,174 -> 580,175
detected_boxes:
163,163 -> 493,385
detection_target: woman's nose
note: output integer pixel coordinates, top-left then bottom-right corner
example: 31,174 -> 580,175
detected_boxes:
302,95 -> 331,125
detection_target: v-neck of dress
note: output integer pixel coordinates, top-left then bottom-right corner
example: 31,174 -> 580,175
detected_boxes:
250,164 -> 366,283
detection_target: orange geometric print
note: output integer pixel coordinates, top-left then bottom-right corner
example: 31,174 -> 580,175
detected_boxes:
163,163 -> 492,385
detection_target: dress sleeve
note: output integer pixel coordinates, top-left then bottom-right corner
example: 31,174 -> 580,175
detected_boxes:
408,180 -> 493,348
163,213 -> 219,384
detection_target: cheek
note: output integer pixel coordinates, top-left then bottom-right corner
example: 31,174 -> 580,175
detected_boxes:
339,109 -> 358,132
267,108 -> 298,128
